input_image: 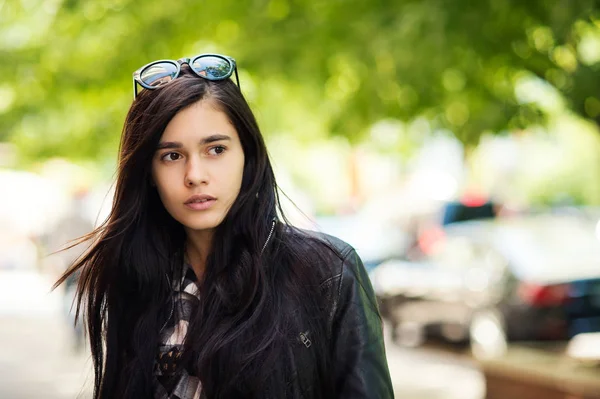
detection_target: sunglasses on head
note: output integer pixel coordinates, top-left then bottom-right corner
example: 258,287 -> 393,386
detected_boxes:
132,53 -> 239,99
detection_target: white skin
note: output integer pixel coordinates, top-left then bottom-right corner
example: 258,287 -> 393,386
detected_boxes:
151,99 -> 245,280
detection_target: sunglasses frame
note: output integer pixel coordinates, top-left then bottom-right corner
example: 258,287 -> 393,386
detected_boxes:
132,53 -> 240,98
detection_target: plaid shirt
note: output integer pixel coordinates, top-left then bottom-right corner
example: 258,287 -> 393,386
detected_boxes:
153,262 -> 202,399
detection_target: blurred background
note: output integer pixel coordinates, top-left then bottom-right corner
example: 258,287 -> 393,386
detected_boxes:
2,0 -> 600,398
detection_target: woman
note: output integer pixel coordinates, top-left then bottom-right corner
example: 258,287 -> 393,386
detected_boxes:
56,54 -> 394,399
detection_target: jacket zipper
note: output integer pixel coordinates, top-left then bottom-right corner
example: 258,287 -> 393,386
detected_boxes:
299,331 -> 312,348
261,220 -> 276,255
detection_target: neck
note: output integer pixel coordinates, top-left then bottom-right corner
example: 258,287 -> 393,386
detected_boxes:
184,229 -> 214,282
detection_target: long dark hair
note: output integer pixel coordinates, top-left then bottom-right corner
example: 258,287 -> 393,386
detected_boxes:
55,66 -> 338,398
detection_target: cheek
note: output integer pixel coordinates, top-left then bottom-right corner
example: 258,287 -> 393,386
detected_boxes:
232,157 -> 245,193
218,161 -> 244,205
154,183 -> 171,209
153,169 -> 177,205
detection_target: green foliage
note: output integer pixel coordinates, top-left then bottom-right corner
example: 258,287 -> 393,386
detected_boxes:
1,0 -> 600,163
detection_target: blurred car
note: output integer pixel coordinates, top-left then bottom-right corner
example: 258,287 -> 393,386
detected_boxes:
313,214 -> 409,271
370,214 -> 600,359
441,198 -> 497,226
567,332 -> 600,365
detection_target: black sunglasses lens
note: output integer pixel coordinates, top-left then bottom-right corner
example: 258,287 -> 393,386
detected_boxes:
140,62 -> 178,87
190,56 -> 232,80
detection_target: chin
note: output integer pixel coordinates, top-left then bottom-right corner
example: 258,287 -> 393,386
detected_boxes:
178,215 -> 225,232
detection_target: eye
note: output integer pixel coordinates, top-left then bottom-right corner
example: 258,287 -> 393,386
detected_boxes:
161,152 -> 182,162
208,145 -> 226,156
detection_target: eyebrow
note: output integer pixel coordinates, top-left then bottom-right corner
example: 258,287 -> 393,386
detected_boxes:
156,134 -> 231,150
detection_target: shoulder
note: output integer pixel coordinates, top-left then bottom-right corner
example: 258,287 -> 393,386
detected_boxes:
279,225 -> 380,333
280,225 -> 354,259
277,225 -> 364,284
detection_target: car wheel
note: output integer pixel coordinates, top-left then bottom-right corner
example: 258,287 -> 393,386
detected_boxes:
441,323 -> 469,343
397,322 -> 425,347
469,308 -> 507,360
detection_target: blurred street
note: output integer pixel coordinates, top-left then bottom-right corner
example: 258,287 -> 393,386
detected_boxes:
4,2 -> 600,398
0,268 -> 484,399
0,269 -> 94,399
384,331 -> 485,399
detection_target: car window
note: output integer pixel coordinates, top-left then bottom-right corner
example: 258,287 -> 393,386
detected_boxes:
429,236 -> 479,269
429,234 -> 507,272
494,217 -> 600,282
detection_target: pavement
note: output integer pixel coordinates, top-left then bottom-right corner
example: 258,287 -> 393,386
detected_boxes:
0,270 -> 93,399
0,269 -> 484,399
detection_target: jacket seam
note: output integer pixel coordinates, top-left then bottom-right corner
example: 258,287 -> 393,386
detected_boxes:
319,244 -> 353,287
320,245 -> 354,341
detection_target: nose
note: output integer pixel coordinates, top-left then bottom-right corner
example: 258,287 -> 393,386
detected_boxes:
184,156 -> 208,187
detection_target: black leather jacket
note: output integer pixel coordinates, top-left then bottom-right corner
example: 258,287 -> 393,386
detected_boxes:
291,231 -> 395,399
158,230 -> 394,399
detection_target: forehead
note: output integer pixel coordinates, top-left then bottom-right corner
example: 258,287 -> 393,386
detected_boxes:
161,100 -> 238,141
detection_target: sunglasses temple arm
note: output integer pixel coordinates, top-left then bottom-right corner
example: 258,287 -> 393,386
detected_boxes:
234,67 -> 240,90
133,80 -> 138,99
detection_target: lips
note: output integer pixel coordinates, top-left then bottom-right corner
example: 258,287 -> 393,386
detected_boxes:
184,194 -> 216,211
185,194 -> 216,204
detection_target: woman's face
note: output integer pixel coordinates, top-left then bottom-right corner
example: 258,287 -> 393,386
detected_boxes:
151,99 -> 245,235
